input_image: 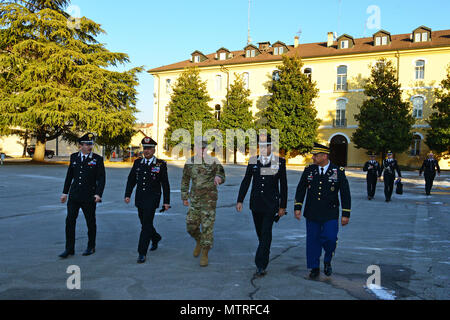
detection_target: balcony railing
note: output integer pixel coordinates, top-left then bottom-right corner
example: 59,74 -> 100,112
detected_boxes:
334,82 -> 348,92
333,118 -> 347,128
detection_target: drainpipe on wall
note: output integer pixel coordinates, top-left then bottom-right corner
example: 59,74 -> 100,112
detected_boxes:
395,51 -> 400,83
155,74 -> 161,158
220,65 -> 230,106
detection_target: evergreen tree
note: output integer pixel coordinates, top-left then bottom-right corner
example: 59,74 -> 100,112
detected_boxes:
426,65 -> 450,154
258,55 -> 319,157
219,73 -> 254,161
0,0 -> 142,161
352,59 -> 414,156
165,67 -> 215,149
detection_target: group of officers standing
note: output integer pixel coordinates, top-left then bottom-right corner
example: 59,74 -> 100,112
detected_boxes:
363,151 -> 441,201
58,132 -> 440,280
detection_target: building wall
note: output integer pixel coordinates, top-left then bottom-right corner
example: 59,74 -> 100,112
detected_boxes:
153,46 -> 450,168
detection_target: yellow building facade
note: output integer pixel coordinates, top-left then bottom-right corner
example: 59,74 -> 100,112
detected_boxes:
148,27 -> 450,168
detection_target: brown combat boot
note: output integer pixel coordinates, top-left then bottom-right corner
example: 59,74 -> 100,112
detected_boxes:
193,240 -> 201,258
200,248 -> 209,267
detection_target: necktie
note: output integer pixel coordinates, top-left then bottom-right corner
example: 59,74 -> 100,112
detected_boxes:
321,168 -> 324,176
146,159 -> 149,166
81,155 -> 85,162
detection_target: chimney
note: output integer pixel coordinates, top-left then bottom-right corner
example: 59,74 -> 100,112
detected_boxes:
294,36 -> 299,48
258,42 -> 271,51
327,32 -> 334,47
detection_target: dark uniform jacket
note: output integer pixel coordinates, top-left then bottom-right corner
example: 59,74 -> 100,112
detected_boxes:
63,152 -> 106,202
237,156 -> 288,213
294,163 -> 351,223
419,159 -> 440,175
380,159 -> 402,178
125,157 -> 170,210
363,160 -> 381,177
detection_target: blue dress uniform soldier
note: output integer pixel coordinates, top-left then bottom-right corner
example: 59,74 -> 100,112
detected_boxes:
379,151 -> 402,202
363,152 -> 382,200
236,134 -> 288,277
294,143 -> 351,279
125,137 -> 170,264
59,133 -> 106,258
419,152 -> 441,196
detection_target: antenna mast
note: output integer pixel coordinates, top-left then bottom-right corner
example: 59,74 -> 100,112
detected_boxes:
247,0 -> 252,44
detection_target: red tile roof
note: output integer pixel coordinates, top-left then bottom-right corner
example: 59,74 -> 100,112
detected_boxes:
148,29 -> 450,74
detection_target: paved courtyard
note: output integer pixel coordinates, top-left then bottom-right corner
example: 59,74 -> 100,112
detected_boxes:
0,163 -> 448,300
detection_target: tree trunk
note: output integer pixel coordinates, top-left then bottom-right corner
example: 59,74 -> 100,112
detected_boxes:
33,140 -> 46,162
22,130 -> 29,158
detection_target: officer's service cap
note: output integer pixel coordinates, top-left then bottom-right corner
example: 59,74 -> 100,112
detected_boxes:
387,150 -> 393,155
79,133 -> 95,145
142,137 -> 157,148
311,143 -> 330,155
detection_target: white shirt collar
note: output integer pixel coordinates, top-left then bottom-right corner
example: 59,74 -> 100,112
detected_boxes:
141,156 -> 156,165
258,153 -> 274,164
79,152 -> 93,159
319,161 -> 330,173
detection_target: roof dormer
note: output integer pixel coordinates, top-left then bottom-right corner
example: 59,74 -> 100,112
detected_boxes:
412,26 -> 432,43
337,34 -> 355,49
191,51 -> 208,63
272,41 -> 289,55
373,30 -> 391,46
244,44 -> 260,58
258,42 -> 271,51
216,48 -> 231,61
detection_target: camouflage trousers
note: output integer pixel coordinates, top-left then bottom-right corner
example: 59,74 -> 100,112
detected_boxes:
186,198 -> 217,249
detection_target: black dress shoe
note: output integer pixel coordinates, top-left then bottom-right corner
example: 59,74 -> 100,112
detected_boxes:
368,196 -> 373,200
309,268 -> 320,279
150,238 -> 161,251
137,255 -> 146,264
82,248 -> 95,256
59,250 -> 74,259
254,268 -> 267,277
324,262 -> 333,276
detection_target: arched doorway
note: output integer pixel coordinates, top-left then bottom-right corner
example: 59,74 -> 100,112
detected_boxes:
329,135 -> 348,167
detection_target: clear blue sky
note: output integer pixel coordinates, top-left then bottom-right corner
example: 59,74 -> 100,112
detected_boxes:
68,0 -> 450,123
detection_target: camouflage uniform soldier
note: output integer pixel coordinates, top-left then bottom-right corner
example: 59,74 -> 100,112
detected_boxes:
181,139 -> 226,267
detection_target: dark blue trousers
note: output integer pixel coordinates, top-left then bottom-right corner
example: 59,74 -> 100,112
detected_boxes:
306,219 -> 339,269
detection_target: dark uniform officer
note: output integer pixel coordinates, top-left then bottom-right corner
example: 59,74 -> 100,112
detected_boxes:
419,152 -> 441,196
363,152 -> 381,200
125,137 -> 170,264
59,133 -> 106,258
294,143 -> 351,279
379,151 -> 402,202
237,134 -> 288,277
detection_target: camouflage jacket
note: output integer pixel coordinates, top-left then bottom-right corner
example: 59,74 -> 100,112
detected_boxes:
181,157 -> 226,201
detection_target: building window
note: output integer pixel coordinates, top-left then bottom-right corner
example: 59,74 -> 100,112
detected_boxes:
412,96 -> 424,119
382,36 -> 388,45
274,47 -> 279,55
193,55 -> 200,63
415,60 -> 425,80
215,75 -> 222,92
272,71 -> 280,81
246,49 -> 256,58
341,40 -> 349,49
410,134 -> 421,156
304,68 -> 312,79
219,52 -> 227,60
375,37 -> 381,46
415,33 -> 421,42
215,105 -> 221,121
336,65 -> 347,91
243,72 -> 249,89
165,79 -> 172,94
335,99 -> 347,127
422,32 -> 428,41
164,137 -> 170,151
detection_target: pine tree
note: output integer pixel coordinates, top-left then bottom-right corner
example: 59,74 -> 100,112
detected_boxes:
426,65 -> 450,154
219,73 -> 254,162
0,0 -> 142,161
258,55 -> 320,157
352,59 -> 414,157
165,67 -> 215,148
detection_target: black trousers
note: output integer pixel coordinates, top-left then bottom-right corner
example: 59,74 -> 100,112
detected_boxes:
66,199 -> 97,252
384,174 -> 395,201
424,172 -> 436,195
366,175 -> 378,197
137,207 -> 161,255
251,210 -> 275,270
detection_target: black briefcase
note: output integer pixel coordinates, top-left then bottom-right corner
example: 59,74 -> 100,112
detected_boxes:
395,181 -> 403,195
